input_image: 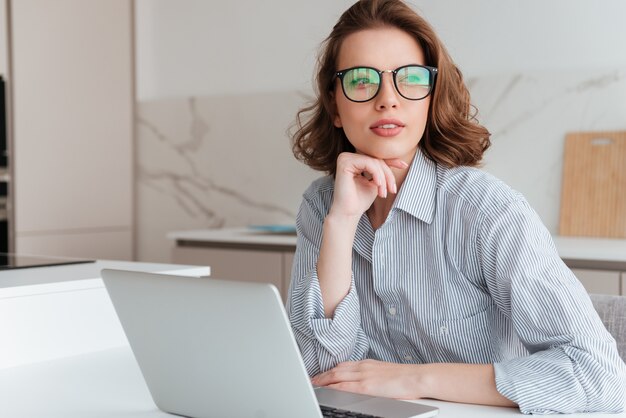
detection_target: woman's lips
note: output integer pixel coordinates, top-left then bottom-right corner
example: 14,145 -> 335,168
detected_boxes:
370,119 -> 405,137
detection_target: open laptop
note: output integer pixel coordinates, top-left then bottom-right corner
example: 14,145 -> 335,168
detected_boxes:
101,269 -> 439,418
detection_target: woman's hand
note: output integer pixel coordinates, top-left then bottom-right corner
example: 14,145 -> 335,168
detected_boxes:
311,359 -> 424,400
312,360 -> 517,407
330,152 -> 408,220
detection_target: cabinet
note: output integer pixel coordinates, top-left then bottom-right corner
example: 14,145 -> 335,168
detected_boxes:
172,246 -> 294,302
553,236 -> 626,296
169,228 -> 296,302
3,0 -> 134,260
572,269 -> 622,296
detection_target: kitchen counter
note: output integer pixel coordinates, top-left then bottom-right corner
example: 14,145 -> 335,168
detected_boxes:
168,227 -> 297,251
552,236 -> 626,271
0,258 -> 210,288
168,228 -> 626,271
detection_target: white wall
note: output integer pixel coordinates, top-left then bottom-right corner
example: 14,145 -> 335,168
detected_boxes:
134,1 -> 626,261
136,0 -> 354,100
136,0 -> 626,100
412,1 -> 626,76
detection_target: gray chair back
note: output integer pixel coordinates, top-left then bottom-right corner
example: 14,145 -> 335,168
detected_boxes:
590,293 -> 626,362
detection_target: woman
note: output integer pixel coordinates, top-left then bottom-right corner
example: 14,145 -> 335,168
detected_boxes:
287,0 -> 626,414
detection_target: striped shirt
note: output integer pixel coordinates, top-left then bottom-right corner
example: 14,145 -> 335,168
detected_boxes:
286,150 -> 626,414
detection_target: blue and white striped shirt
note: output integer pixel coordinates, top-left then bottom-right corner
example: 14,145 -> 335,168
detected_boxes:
286,150 -> 626,414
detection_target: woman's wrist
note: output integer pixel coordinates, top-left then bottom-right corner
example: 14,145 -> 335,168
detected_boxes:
325,209 -> 362,230
412,364 -> 435,399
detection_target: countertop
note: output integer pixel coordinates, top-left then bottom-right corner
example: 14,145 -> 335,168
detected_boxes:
0,258 -> 210,288
169,228 -> 626,270
168,227 -> 297,249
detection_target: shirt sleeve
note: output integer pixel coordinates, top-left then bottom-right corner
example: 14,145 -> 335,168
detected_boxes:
478,198 -> 626,414
286,191 -> 370,377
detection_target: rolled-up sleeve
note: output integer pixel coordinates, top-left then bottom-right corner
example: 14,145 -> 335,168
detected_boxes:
479,199 -> 626,414
286,188 -> 370,376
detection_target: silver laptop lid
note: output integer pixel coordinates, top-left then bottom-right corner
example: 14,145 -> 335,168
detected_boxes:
101,269 -> 321,418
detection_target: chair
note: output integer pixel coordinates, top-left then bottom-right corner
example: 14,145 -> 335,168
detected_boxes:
589,293 -> 626,362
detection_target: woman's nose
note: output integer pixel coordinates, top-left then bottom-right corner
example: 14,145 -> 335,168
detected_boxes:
374,72 -> 399,110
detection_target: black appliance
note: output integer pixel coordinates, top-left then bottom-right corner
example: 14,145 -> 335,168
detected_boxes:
0,75 -> 7,253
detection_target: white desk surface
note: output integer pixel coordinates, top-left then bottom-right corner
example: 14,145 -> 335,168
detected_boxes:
0,258 -> 211,288
1,346 -> 623,418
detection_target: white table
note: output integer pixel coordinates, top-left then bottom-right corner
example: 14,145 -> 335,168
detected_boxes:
1,260 -> 624,417
0,346 -> 623,417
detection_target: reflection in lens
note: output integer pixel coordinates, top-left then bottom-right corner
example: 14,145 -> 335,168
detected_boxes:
343,68 -> 379,102
396,66 -> 430,100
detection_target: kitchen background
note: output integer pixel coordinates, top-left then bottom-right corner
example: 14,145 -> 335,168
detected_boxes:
0,0 -> 625,263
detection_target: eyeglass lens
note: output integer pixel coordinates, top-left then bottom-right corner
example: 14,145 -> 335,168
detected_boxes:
341,66 -> 432,102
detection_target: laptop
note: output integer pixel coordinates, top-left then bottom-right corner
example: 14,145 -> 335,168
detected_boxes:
101,269 -> 439,418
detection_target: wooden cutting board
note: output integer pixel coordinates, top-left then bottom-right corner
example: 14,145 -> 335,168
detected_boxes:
559,131 -> 626,238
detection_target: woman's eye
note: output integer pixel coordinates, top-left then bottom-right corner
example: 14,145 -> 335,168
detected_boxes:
399,75 -> 425,85
350,78 -> 372,87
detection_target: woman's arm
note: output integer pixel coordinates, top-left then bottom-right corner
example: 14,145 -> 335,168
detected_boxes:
311,360 -> 516,407
317,152 -> 403,317
287,153 -> 407,375
480,199 -> 626,413
316,213 -> 359,318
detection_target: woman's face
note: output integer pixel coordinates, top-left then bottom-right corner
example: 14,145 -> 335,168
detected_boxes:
333,27 -> 431,163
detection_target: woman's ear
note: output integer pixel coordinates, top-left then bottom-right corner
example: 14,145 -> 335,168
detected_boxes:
330,91 -> 343,128
334,114 -> 343,128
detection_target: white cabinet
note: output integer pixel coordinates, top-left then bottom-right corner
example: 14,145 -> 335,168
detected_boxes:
168,228 -> 297,302
554,236 -> 626,295
172,245 -> 294,302
7,0 -> 134,259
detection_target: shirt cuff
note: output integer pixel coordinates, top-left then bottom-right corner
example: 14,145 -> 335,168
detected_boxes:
307,273 -> 362,358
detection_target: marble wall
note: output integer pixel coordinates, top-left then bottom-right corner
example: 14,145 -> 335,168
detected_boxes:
136,91 -> 320,262
470,69 -> 626,233
137,69 -> 626,263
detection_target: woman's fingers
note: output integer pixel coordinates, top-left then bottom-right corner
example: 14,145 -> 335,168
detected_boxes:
331,152 -> 410,217
378,159 -> 397,195
311,362 -> 360,386
343,155 -> 388,197
356,158 -> 401,198
384,158 -> 410,171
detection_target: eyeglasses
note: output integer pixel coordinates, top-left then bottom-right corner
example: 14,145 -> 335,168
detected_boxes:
335,64 -> 437,103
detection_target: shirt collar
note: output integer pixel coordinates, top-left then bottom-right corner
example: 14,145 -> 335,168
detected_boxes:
393,149 -> 438,224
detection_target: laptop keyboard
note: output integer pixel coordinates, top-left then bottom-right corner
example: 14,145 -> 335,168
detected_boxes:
320,405 -> 383,418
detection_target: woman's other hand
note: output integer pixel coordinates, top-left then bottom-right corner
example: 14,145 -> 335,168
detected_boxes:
311,359 -> 423,400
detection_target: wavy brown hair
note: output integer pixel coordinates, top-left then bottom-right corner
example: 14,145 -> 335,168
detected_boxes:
291,0 -> 490,176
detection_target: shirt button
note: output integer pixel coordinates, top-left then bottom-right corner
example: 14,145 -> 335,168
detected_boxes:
404,354 -> 413,361
388,306 -> 397,316
440,325 -> 448,335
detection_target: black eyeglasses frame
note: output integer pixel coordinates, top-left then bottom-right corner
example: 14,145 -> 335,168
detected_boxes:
334,64 -> 438,103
